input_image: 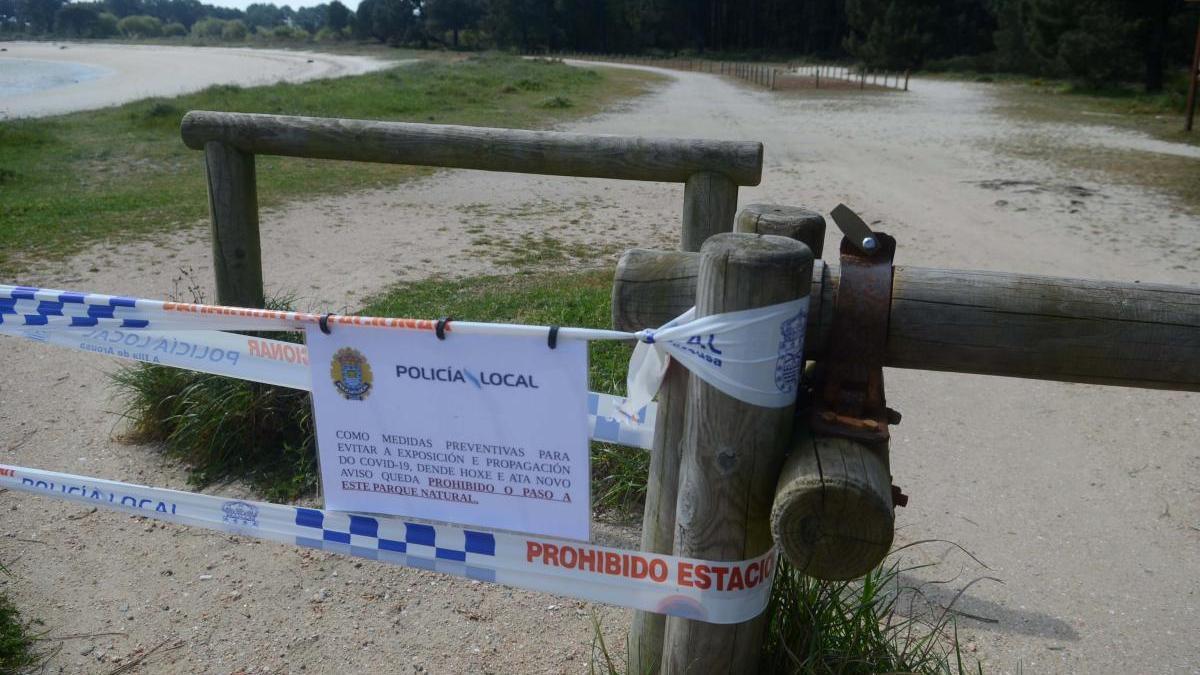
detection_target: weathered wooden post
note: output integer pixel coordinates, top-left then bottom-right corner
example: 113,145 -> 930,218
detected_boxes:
736,204 -> 826,257
682,173 -> 739,252
624,172 -> 742,673
203,141 -> 264,308
736,205 -> 895,581
661,233 -> 813,673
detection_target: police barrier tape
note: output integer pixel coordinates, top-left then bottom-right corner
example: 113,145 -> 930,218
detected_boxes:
0,283 -> 808,412
0,323 -> 656,451
0,463 -> 777,624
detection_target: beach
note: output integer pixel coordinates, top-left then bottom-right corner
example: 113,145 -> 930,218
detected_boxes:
0,41 -> 388,119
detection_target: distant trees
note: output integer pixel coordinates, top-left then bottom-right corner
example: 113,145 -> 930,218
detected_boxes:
327,0 -> 349,30
116,12 -> 160,36
356,0 -> 419,44
18,0 -> 64,33
220,16 -> 245,39
425,0 -> 483,47
1,0 -> 1193,94
54,1 -> 102,36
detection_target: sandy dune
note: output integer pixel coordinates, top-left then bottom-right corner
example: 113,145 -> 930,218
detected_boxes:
1,59 -> 1198,673
0,41 -> 388,119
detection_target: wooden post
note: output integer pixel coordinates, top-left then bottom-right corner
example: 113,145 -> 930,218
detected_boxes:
904,69 -> 910,91
770,428 -> 895,580
735,203 -> 826,258
203,141 -> 264,308
663,233 -> 813,674
815,66 -> 820,89
619,252 -> 696,672
682,172 -> 739,252
624,170 -> 738,673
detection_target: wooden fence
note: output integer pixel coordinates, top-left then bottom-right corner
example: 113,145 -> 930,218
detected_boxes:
534,52 -> 908,92
181,112 -> 1199,674
179,110 -> 762,307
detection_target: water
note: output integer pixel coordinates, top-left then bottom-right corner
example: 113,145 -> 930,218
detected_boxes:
0,58 -> 112,98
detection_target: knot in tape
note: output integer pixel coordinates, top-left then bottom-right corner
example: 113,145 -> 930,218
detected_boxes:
621,297 -> 810,417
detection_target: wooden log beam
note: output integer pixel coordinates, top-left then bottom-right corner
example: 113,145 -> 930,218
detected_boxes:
663,233 -> 813,674
770,428 -> 894,580
612,252 -> 1200,392
181,111 -> 764,186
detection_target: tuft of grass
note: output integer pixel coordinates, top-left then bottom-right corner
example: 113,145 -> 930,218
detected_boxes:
0,564 -> 41,674
760,550 -> 981,674
538,95 -> 575,108
0,54 -> 663,276
588,550 -> 982,674
111,296 -> 317,501
110,269 -> 646,509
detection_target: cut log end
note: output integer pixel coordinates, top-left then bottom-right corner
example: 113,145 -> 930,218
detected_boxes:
770,432 -> 894,581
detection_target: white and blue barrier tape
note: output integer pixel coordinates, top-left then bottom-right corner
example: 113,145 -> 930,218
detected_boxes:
0,464 -> 776,624
0,281 -> 807,621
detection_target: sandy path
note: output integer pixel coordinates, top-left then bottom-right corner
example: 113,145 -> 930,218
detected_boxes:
2,62 -> 1199,673
0,42 -> 389,119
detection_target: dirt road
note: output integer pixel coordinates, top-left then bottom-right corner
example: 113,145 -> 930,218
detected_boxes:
1,61 -> 1198,673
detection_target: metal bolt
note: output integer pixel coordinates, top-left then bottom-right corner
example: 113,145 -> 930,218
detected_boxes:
861,236 -> 878,252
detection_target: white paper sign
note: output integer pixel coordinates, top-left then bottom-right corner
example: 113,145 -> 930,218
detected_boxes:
306,325 -> 591,541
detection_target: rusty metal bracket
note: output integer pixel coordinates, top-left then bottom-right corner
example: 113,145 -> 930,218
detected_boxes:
811,205 -> 897,448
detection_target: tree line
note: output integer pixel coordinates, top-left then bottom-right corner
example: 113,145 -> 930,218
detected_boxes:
3,0 -> 1196,91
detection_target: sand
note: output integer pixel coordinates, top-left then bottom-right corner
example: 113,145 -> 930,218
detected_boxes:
0,41 -> 388,119
1,58 -> 1198,673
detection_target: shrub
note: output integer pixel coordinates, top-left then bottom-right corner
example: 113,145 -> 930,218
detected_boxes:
116,14 -> 162,38
221,19 -> 248,41
314,26 -> 343,42
162,21 -> 187,37
96,11 -> 119,37
190,17 -> 226,39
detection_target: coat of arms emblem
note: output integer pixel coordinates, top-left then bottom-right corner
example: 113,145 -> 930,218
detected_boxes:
330,347 -> 373,401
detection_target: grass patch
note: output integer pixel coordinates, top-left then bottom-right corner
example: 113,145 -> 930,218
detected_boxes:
0,564 -> 41,674
985,81 -> 1200,215
589,550 -> 979,674
112,294 -> 318,500
760,552 -> 978,673
0,54 -> 661,276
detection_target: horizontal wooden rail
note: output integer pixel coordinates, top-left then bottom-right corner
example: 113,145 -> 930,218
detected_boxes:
181,111 -> 764,185
613,251 -> 1200,392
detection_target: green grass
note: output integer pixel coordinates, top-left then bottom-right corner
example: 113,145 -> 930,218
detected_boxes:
0,564 -> 40,674
0,54 -> 660,276
759,552 -> 978,673
588,550 -> 978,674
111,296 -> 318,501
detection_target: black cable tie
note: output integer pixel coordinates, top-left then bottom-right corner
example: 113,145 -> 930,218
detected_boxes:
318,313 -> 333,335
436,316 -> 451,340
547,326 -> 560,349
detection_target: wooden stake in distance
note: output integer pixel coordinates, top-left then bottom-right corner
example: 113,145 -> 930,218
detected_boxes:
663,233 -> 814,674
